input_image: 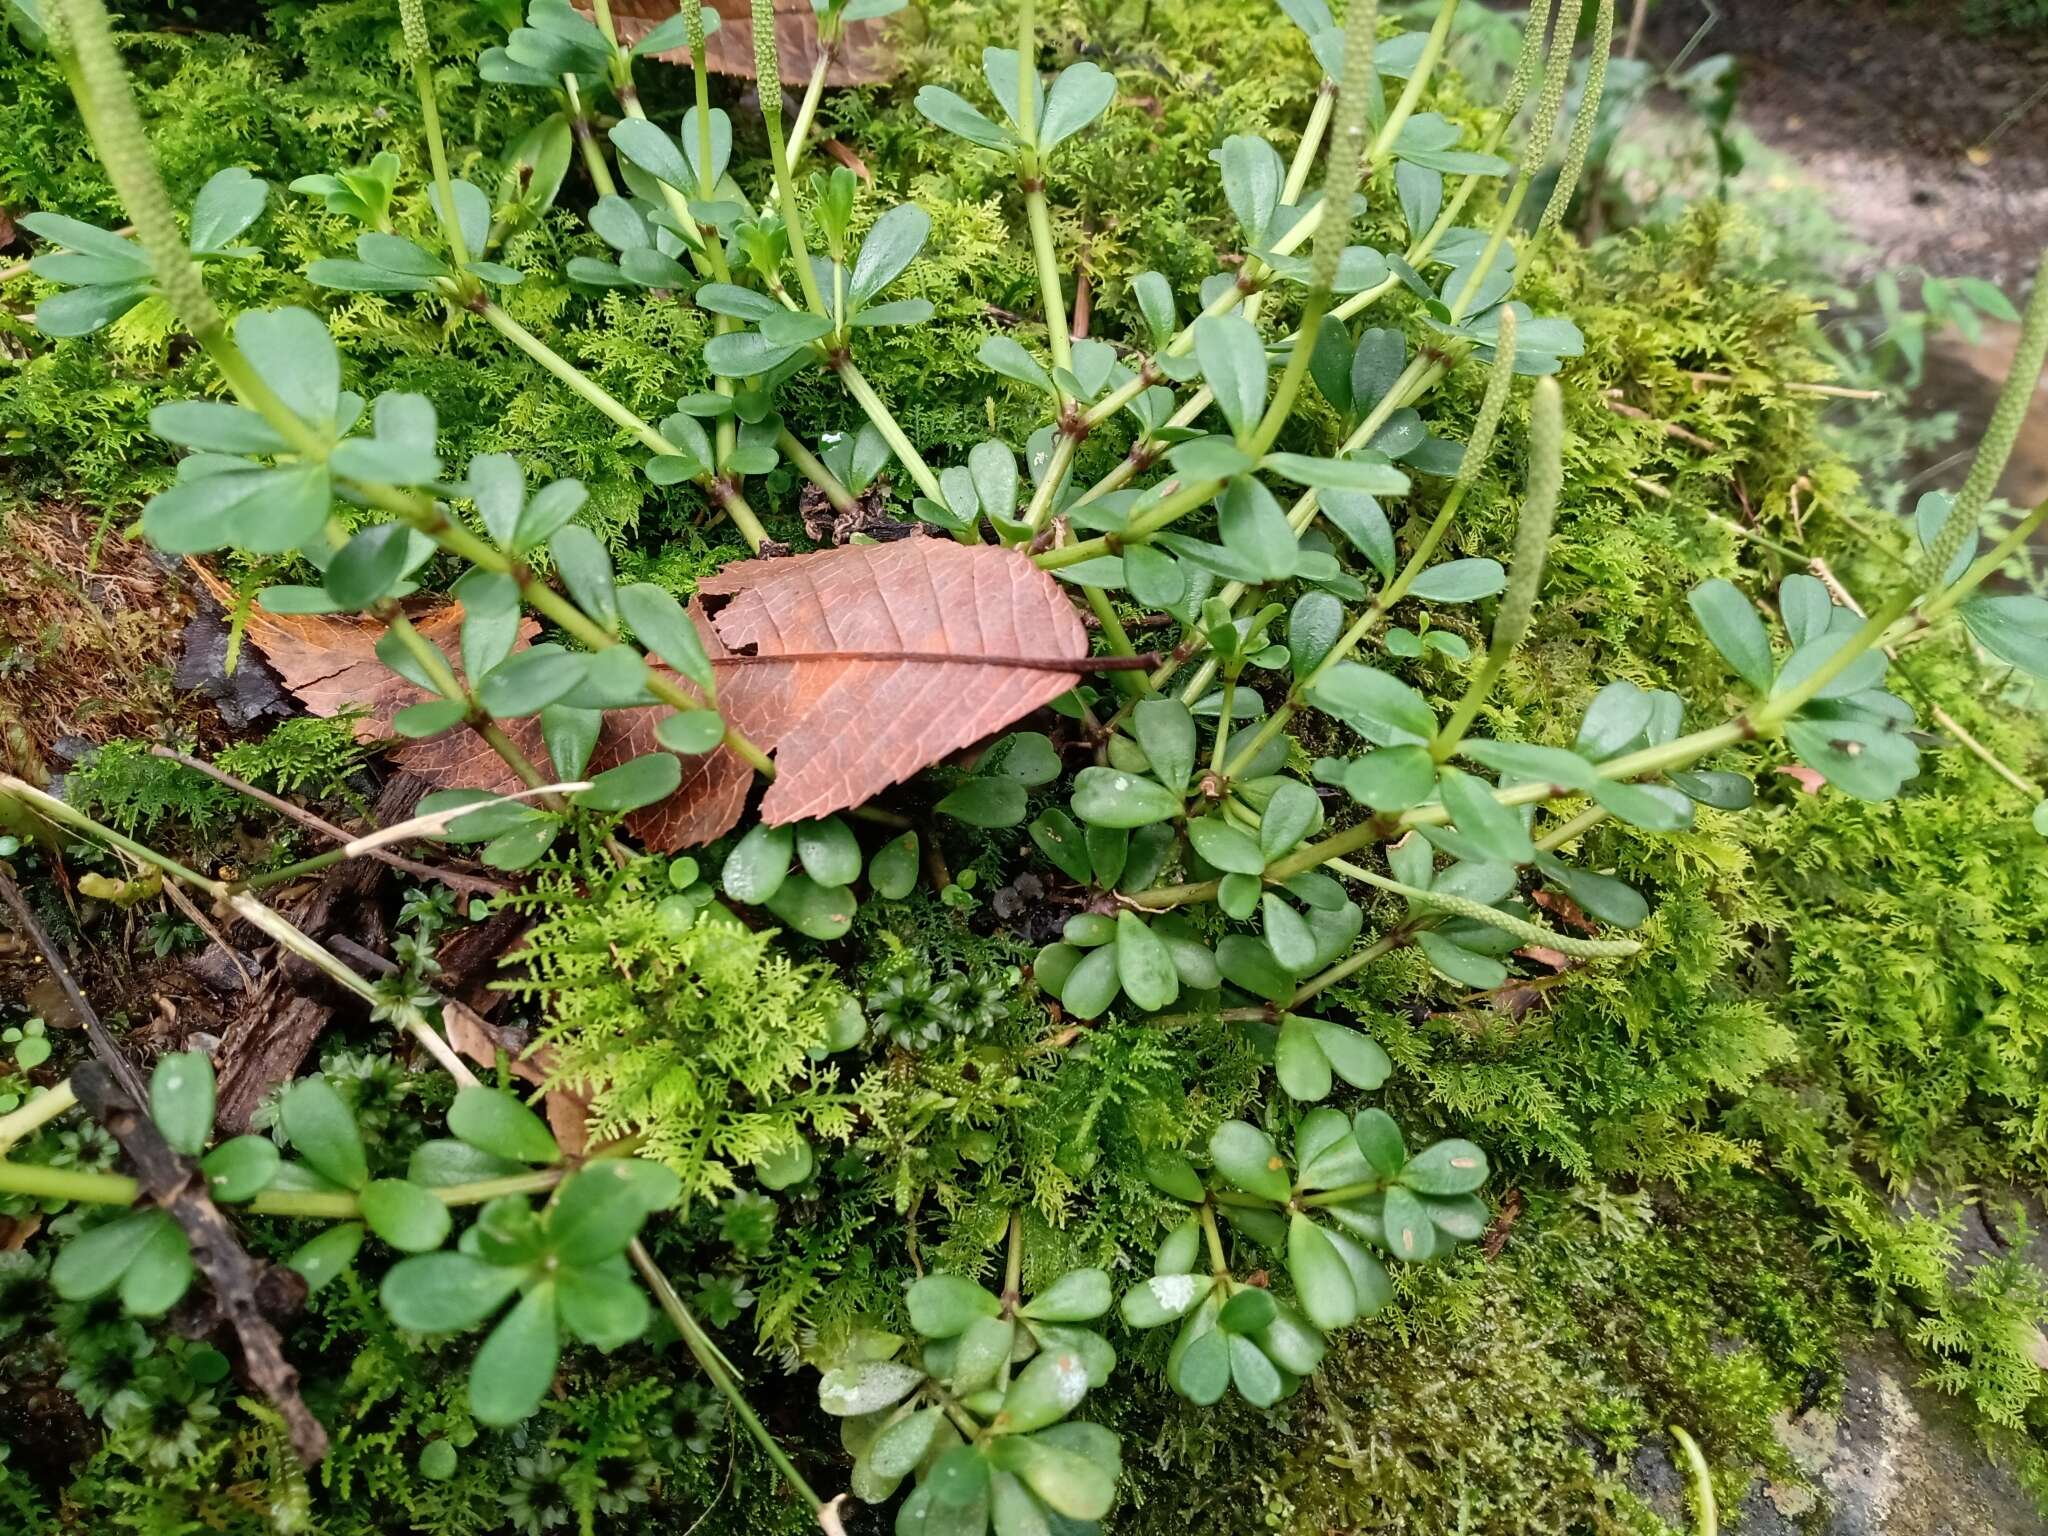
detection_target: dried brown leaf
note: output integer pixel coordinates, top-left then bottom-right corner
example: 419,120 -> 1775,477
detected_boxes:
698,540 -> 1089,827
188,564 -> 538,740
408,543 -> 1089,847
223,544 -> 1088,852
603,0 -> 895,86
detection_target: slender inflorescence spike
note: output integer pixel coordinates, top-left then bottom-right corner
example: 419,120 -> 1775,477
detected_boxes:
49,0 -> 218,339
1919,249 -> 2048,591
752,0 -> 781,107
1431,372 -> 1564,760
1520,0 -> 1583,173
1305,0 -> 1379,294
1499,0 -> 1555,124
1537,0 -> 1614,233
397,0 -> 429,63
685,0 -> 705,53
1455,307 -> 1519,485
1493,374 -> 1566,659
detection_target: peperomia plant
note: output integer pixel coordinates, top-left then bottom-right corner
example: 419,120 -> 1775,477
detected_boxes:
819,1219 -> 1121,1531
1120,1111 -> 1486,1407
5,0 -> 2048,1526
41,1050 -> 681,1427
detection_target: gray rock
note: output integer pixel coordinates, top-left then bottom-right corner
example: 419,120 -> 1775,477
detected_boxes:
1634,1333 -> 2046,1534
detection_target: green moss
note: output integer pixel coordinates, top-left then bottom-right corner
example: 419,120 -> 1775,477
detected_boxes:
8,0 -> 2048,1528
1101,1174 -> 1856,1536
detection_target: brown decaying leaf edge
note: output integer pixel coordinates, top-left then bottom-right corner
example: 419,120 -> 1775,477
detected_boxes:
186,563 -> 540,739
602,0 -> 895,86
222,542 -> 1090,852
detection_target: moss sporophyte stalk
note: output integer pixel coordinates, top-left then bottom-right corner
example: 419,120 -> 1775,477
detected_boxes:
3,0 -> 2047,1527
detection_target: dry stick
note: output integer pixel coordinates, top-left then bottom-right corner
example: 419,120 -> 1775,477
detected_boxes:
1603,391 -> 1718,450
1631,474 -> 1811,562
1807,557 -> 2042,800
1,223 -> 136,284
0,868 -> 148,1106
149,748 -> 507,898
1622,0 -> 1649,58
70,1060 -> 331,1464
0,871 -> 328,1461
157,873 -> 255,990
1685,370 -> 1885,402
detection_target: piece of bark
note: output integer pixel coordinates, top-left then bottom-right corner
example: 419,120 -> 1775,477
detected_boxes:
213,774 -> 420,1130
73,1062 -> 327,1465
605,0 -> 895,86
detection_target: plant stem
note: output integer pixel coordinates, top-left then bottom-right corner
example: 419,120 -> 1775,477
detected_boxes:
832,355 -> 951,508
764,103 -> 830,317
1368,0 -> 1460,163
1023,431 -> 1078,533
785,51 -> 832,177
2,773 -> 223,897
1128,714 -> 1759,910
1287,932 -> 1405,1007
402,2 -> 470,268
0,1079 -> 79,1151
630,1238 -> 827,1513
1034,469 -> 1226,570
0,1159 -> 139,1205
564,75 -> 618,197
1299,1178 -> 1393,1208
778,428 -> 862,518
1003,1209 -> 1025,1300
477,301 -> 771,551
1284,87 -> 1337,203
1197,1203 -> 1231,1278
1210,680 -> 1236,775
1083,587 -> 1150,696
472,310 -> 667,454
1921,495 -> 2048,624
1449,176 -> 1530,320
1156,354 -> 1451,718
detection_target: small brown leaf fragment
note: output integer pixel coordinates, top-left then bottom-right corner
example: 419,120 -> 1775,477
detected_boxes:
189,564 -> 537,740
698,540 -> 1090,827
444,998 -> 547,1087
1482,1187 -> 1523,1260
823,139 -> 873,183
545,1090 -> 590,1159
1529,886 -> 1595,934
1775,764 -> 1828,794
603,0 -> 895,86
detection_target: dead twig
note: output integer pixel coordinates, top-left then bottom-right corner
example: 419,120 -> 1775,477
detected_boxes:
1685,369 -> 1885,402
0,870 -> 148,1105
0,869 -> 326,1462
157,872 -> 254,991
149,748 -> 507,898
1809,557 -> 2042,799
1622,0 -> 1648,59
1603,391 -> 1719,451
71,1061 -> 329,1465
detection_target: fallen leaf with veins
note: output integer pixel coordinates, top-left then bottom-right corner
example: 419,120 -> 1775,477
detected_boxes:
223,542 -> 1089,850
188,564 -> 538,739
604,0 -> 895,86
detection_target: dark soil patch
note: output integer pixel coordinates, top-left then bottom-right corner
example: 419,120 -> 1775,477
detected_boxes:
0,503 -> 201,770
1648,0 -> 2048,286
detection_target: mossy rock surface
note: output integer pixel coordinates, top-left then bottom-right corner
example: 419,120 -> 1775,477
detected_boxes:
2,1 -> 2047,1533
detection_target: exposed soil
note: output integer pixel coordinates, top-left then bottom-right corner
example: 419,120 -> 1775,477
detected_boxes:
1648,0 -> 2048,289
0,503 -> 198,771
